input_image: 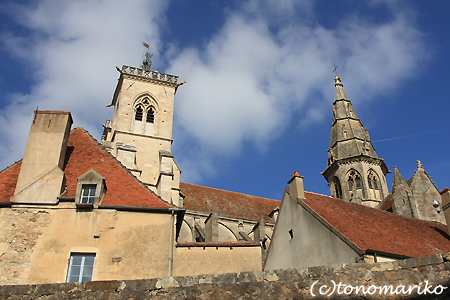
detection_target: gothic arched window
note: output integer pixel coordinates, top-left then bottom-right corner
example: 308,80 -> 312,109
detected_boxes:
332,177 -> 342,199
135,106 -> 143,121
368,171 -> 379,190
348,170 -> 362,191
146,107 -> 155,123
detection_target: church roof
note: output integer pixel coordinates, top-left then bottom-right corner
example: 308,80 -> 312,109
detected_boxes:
0,161 -> 21,204
0,128 -> 174,209
300,192 -> 450,258
180,182 -> 280,223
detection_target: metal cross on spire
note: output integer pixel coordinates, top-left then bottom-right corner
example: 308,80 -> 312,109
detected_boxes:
333,63 -> 338,75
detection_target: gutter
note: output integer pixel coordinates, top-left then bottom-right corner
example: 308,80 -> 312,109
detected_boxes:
98,205 -> 184,213
365,249 -> 411,260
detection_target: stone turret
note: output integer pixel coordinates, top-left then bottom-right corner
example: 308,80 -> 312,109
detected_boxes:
322,75 -> 389,207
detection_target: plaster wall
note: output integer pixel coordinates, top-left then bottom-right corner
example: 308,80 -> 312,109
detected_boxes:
173,246 -> 262,277
0,205 -> 173,285
264,191 -> 360,271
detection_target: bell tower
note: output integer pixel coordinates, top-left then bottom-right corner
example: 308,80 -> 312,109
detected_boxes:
322,74 -> 389,207
101,65 -> 184,204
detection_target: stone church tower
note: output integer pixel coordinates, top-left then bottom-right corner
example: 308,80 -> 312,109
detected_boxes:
101,65 -> 184,204
322,75 -> 389,208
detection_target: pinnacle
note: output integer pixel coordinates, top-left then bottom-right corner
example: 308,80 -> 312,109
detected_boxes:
334,74 -> 348,101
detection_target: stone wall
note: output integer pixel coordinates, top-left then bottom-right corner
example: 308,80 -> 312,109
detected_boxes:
2,253 -> 450,299
0,209 -> 51,284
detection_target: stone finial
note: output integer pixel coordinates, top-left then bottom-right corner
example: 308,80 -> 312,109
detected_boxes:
417,160 -> 423,169
334,74 -> 343,86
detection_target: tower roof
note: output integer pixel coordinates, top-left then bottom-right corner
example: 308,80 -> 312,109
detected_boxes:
326,75 -> 385,165
392,166 -> 409,192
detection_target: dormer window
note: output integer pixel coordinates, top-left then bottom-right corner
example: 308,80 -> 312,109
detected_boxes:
81,185 -> 96,204
75,169 -> 106,208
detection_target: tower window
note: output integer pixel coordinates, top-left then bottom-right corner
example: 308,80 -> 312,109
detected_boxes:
348,170 -> 362,191
135,106 -> 143,121
146,107 -> 155,123
368,171 -> 380,190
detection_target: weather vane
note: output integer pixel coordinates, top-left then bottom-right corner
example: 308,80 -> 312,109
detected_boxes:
333,63 -> 338,75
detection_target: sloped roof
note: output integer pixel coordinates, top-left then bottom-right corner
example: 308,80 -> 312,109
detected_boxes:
0,161 -> 21,204
63,128 -> 173,208
301,192 -> 450,258
0,128 -> 173,209
180,182 -> 280,223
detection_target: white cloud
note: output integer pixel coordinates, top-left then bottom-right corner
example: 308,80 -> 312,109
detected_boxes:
0,0 -> 428,186
169,1 -> 427,182
0,0 -> 168,169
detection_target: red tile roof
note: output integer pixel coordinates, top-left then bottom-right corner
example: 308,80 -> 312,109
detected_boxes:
63,128 -> 173,208
180,182 -> 280,223
0,161 -> 21,204
301,192 -> 450,258
0,128 -> 173,209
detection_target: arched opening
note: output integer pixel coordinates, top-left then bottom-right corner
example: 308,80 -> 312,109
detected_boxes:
146,107 -> 155,123
135,106 -> 143,121
368,170 -> 382,200
332,176 -> 342,199
347,170 -> 363,198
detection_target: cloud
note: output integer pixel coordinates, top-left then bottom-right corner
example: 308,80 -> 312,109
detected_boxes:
0,0 -> 168,169
0,0 -> 428,186
168,1 -> 427,182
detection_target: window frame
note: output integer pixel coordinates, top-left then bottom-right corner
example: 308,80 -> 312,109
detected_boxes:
80,185 -> 96,204
66,253 -> 96,283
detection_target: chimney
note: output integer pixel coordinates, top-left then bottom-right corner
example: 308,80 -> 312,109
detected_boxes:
440,188 -> 450,234
287,171 -> 305,200
12,110 -> 72,203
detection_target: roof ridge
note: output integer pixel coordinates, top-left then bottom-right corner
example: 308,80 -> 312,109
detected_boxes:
319,192 -> 448,227
73,127 -> 176,208
181,181 -> 278,201
304,190 -> 334,199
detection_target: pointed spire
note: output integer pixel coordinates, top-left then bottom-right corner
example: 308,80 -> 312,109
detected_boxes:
334,74 -> 348,101
392,166 -> 408,192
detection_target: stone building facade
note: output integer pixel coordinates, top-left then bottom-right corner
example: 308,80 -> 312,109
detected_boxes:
1,65 -> 448,286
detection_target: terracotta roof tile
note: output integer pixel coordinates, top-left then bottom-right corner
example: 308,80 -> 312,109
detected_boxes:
63,128 -> 173,209
0,128 -> 173,209
0,161 -> 21,204
377,194 -> 392,211
180,182 -> 280,222
302,192 -> 450,258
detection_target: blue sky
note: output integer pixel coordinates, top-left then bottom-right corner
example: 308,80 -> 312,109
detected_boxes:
0,0 -> 449,201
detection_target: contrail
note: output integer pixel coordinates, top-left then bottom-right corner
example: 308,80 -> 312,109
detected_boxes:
372,129 -> 449,143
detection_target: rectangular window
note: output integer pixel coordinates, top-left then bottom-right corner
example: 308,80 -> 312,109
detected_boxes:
81,185 -> 96,204
67,253 -> 95,282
